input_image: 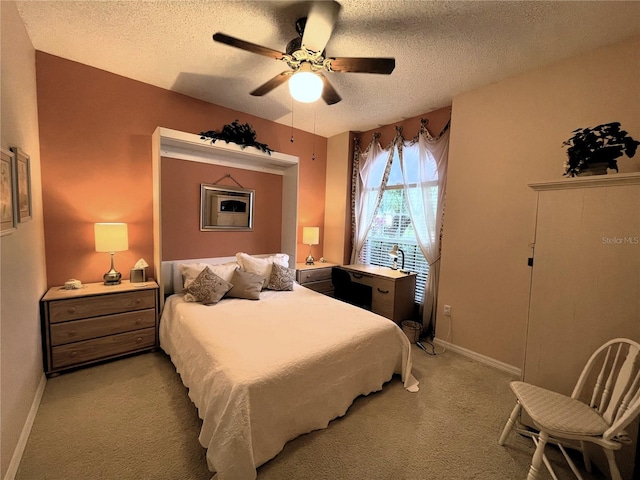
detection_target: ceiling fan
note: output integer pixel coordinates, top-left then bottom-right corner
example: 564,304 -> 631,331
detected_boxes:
212,0 -> 395,105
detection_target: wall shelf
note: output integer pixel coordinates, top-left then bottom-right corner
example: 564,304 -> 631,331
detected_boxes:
157,127 -> 298,175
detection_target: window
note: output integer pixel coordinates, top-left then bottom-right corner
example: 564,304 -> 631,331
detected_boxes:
357,148 -> 435,303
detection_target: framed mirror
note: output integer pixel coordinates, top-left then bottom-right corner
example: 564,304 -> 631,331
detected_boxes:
200,184 -> 254,231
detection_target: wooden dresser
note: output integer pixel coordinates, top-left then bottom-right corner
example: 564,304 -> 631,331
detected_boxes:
295,262 -> 338,296
40,280 -> 159,376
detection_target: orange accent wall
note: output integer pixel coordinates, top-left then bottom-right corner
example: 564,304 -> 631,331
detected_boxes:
161,158 -> 283,259
36,52 -> 326,286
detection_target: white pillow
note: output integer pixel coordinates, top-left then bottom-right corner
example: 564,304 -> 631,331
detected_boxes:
235,253 -> 289,286
177,261 -> 239,291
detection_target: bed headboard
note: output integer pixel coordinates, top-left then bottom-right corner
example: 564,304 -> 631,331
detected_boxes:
161,254 -> 278,296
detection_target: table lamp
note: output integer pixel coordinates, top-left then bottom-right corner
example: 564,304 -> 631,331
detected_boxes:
303,227 -> 320,265
389,244 -> 408,273
95,222 -> 128,285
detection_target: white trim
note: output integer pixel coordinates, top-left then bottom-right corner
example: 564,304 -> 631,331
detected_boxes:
4,373 -> 47,480
433,338 -> 521,377
528,171 -> 640,191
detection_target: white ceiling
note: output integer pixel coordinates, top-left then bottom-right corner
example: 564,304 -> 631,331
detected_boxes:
16,0 -> 640,138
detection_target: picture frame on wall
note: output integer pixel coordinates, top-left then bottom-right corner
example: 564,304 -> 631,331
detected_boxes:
1,147 -> 17,236
10,147 -> 32,222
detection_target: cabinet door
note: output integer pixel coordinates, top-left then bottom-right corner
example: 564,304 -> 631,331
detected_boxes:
526,183 -> 640,391
526,180 -> 639,478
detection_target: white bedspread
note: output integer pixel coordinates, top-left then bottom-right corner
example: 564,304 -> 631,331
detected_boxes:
160,284 -> 418,480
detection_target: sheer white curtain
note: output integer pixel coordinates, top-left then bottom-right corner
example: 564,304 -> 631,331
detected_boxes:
398,123 -> 449,335
350,136 -> 394,263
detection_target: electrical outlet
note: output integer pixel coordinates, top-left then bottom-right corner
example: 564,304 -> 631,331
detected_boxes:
444,305 -> 451,316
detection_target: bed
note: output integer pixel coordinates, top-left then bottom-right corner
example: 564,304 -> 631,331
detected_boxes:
159,254 -> 419,480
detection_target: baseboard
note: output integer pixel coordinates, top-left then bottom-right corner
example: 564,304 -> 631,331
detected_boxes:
4,373 -> 46,480
433,338 -> 521,377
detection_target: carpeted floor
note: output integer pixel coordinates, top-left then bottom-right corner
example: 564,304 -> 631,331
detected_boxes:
16,345 -> 605,480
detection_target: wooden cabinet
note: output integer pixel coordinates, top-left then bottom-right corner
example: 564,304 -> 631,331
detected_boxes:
339,264 -> 416,323
296,263 -> 337,296
525,173 -> 639,478
41,280 -> 159,376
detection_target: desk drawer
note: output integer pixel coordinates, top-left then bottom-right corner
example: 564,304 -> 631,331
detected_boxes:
49,290 -> 156,323
50,309 -> 156,346
298,267 -> 332,284
371,282 -> 395,319
51,327 -> 156,369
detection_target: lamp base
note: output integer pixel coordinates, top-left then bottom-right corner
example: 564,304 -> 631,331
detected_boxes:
103,269 -> 122,286
305,254 -> 315,265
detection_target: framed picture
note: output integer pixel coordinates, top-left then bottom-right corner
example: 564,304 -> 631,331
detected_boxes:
200,184 -> 254,231
10,147 -> 32,222
1,147 -> 17,235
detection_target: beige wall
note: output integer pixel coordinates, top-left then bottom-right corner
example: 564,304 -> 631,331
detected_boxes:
324,132 -> 353,265
438,35 -> 640,369
0,2 -> 48,477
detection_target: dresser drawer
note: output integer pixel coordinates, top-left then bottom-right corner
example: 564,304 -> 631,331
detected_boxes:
51,327 -> 156,369
50,309 -> 156,346
49,290 -> 156,323
297,267 -> 332,284
303,280 -> 334,294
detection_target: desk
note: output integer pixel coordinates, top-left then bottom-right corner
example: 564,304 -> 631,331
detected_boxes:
338,265 -> 416,323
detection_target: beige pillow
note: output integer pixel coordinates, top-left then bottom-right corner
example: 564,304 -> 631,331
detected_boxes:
183,267 -> 233,305
178,261 -> 238,291
266,263 -> 295,291
235,253 -> 289,288
226,268 -> 264,300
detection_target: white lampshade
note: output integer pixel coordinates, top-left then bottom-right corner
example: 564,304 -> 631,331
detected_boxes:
95,223 -> 129,252
289,64 -> 323,103
303,226 -> 320,245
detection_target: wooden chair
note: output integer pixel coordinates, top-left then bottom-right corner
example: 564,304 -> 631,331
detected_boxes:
498,338 -> 640,480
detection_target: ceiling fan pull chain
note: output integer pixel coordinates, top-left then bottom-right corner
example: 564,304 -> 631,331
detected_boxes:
312,106 -> 316,161
290,97 -> 295,143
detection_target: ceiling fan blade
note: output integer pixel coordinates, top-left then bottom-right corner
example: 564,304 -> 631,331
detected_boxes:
250,71 -> 292,97
213,33 -> 285,60
329,57 -> 396,74
301,1 -> 341,54
320,74 -> 341,105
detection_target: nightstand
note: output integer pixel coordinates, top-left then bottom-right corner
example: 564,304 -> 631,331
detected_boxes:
40,280 -> 159,376
295,262 -> 338,296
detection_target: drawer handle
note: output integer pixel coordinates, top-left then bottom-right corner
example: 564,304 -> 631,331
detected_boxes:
377,288 -> 390,294
134,299 -> 142,305
136,337 -> 143,343
67,307 -> 77,314
352,273 -> 363,279
135,318 -> 142,325
70,351 -> 78,358
68,329 -> 78,337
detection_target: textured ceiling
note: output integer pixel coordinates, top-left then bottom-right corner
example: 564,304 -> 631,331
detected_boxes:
16,0 -> 640,138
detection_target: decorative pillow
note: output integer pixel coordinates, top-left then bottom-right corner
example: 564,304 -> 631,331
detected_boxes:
266,263 -> 295,291
178,261 -> 238,291
183,267 -> 233,305
226,268 -> 264,300
235,253 -> 289,288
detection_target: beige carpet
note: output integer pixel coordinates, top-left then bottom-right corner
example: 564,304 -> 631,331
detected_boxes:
16,345 -> 605,480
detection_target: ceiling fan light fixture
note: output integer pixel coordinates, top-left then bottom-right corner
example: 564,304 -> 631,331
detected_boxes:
289,63 -> 323,103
